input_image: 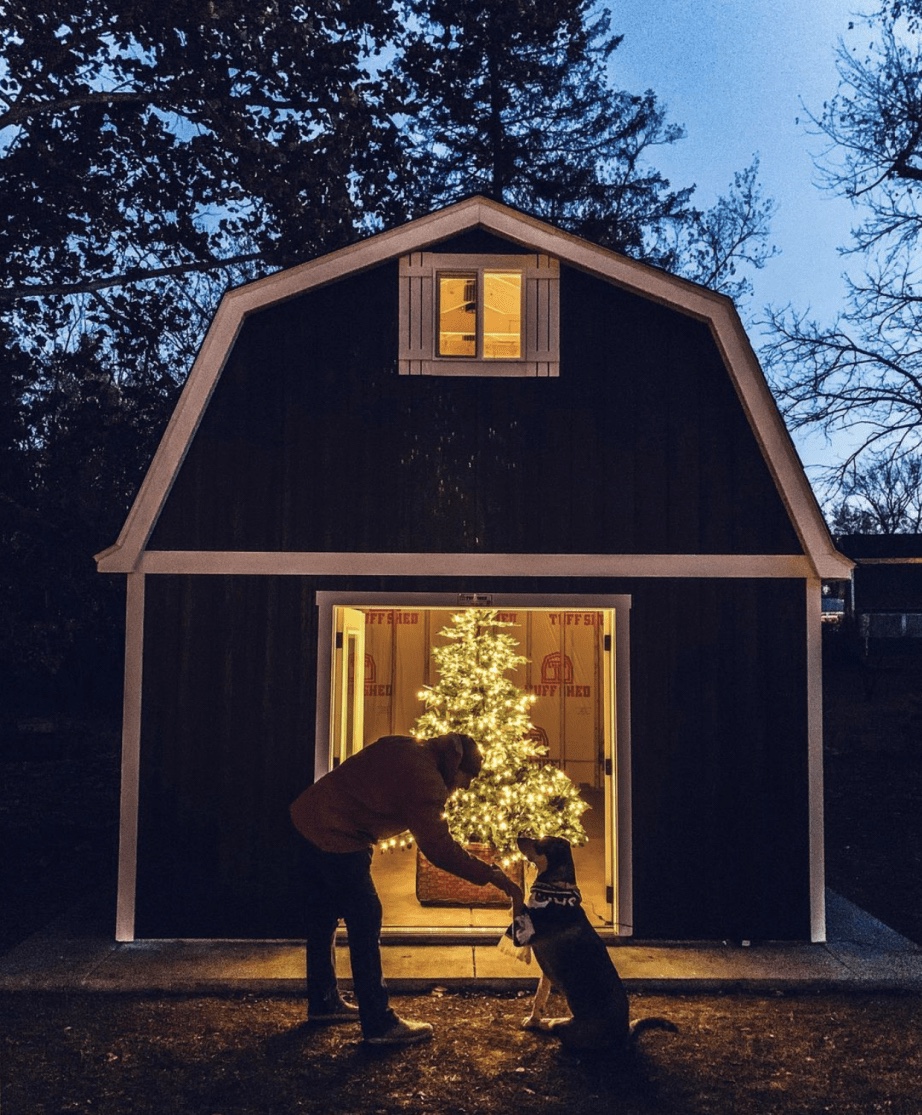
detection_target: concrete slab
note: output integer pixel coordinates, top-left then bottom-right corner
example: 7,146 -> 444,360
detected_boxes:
0,909 -> 117,991
473,943 -> 538,982
3,889 -> 922,995
88,940 -> 306,992
613,943 -> 853,989
826,949 -> 922,988
333,944 -> 480,982
825,889 -> 919,952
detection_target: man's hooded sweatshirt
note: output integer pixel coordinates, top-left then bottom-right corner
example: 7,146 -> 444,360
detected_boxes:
290,735 -> 494,885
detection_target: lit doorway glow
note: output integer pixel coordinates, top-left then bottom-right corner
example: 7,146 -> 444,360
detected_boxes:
317,594 -> 632,939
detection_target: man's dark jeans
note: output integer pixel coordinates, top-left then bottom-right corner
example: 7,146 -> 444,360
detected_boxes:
301,839 -> 398,1038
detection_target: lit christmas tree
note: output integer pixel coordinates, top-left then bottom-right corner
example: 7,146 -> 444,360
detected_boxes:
414,609 -> 588,865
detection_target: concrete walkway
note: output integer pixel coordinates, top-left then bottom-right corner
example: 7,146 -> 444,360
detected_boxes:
3,891 -> 921,995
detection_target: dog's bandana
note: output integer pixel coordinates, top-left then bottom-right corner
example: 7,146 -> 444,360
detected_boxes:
497,911 -> 535,964
497,882 -> 583,964
527,882 -> 582,910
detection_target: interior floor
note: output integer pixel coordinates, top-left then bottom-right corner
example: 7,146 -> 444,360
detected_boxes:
371,787 -> 610,930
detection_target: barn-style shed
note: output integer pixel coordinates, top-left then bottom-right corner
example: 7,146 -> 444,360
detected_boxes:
836,533 -> 922,641
97,196 -> 852,945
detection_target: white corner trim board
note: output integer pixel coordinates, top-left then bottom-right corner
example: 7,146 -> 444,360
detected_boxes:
806,577 -> 827,943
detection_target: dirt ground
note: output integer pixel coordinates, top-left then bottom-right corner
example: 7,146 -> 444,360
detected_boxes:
2,640 -> 922,1114
2,989 -> 922,1115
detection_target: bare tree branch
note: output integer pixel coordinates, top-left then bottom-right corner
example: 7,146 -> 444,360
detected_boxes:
0,252 -> 267,303
764,10 -> 922,505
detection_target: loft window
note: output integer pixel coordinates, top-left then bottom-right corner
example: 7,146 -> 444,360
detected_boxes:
438,272 -> 523,360
400,253 -> 559,377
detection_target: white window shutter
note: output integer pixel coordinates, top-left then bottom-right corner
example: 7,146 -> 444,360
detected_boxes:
524,255 -> 560,376
399,253 -> 434,375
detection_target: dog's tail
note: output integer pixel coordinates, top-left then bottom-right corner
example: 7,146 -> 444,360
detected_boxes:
629,1017 -> 678,1042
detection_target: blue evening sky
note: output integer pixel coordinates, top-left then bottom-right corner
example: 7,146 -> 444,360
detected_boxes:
607,0 -> 867,472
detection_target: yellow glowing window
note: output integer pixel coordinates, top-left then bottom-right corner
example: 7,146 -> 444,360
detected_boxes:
483,272 -> 522,359
438,274 -> 477,356
438,271 -> 522,359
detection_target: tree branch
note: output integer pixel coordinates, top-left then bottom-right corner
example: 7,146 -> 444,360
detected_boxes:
892,158 -> 922,181
0,90 -> 163,128
0,253 -> 267,303
0,85 -> 341,131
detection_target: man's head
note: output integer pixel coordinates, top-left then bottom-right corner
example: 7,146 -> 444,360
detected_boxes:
429,733 -> 482,790
454,734 -> 483,789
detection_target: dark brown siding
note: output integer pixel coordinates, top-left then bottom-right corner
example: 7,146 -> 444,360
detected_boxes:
135,574 -> 810,940
853,564 -> 922,612
628,578 -> 809,940
136,575 -> 317,937
148,261 -> 802,556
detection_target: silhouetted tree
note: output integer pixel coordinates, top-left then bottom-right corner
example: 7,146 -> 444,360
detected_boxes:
766,6 -> 922,476
828,453 -> 922,533
396,0 -> 776,295
0,0 -> 406,715
2,0 -> 402,306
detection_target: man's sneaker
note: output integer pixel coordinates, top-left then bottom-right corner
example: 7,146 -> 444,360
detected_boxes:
364,1017 -> 434,1046
307,999 -> 360,1025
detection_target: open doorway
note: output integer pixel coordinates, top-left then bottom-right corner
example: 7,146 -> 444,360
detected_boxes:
316,593 -> 632,939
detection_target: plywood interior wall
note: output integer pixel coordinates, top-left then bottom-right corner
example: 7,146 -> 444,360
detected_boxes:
362,608 -> 604,788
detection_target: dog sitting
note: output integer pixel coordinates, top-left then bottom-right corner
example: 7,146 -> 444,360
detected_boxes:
511,835 -> 676,1053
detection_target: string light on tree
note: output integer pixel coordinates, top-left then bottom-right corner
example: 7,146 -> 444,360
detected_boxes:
414,609 -> 588,862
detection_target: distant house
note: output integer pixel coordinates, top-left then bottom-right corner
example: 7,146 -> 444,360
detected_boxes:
835,534 -> 922,640
96,197 -> 852,945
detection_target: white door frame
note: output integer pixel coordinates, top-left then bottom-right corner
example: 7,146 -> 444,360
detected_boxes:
331,606 -> 367,768
315,590 -> 633,936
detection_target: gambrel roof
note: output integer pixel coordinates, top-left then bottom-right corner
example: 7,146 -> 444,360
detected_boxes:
96,195 -> 852,579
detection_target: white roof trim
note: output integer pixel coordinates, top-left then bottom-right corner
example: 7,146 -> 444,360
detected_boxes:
132,550 -> 817,579
95,196 -> 852,580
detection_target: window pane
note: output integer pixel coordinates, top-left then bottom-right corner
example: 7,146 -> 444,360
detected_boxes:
483,272 -> 522,359
438,275 -> 477,356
